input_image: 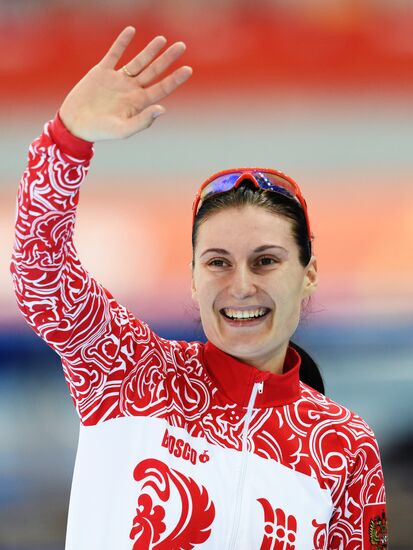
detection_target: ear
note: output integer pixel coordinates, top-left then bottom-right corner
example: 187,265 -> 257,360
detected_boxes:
190,262 -> 198,302
302,256 -> 318,298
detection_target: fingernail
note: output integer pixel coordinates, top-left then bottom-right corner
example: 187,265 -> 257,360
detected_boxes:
152,111 -> 164,119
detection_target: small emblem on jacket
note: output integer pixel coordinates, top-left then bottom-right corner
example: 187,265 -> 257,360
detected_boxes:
369,512 -> 388,549
162,428 -> 210,465
362,503 -> 387,549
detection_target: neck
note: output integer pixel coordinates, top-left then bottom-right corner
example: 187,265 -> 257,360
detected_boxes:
229,343 -> 289,375
203,341 -> 302,407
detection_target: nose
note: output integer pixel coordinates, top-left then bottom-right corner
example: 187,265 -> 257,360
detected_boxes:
228,265 -> 257,300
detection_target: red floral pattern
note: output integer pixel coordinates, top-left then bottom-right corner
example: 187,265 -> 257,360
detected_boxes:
10,117 -> 387,548
130,459 -> 215,548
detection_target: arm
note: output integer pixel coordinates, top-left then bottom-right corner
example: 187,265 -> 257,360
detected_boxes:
10,26 -> 192,424
328,424 -> 388,549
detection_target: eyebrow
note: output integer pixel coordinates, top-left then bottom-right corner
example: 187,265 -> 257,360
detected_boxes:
200,245 -> 288,258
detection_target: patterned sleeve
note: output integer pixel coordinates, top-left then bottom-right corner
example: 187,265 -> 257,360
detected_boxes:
328,418 -> 388,549
10,114 -> 157,425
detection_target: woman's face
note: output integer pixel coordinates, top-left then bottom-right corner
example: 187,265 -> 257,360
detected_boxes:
191,205 -> 318,372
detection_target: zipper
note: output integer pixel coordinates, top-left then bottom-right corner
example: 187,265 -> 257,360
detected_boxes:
227,380 -> 263,549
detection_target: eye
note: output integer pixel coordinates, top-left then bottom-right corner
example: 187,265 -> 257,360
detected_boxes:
207,258 -> 230,268
255,256 -> 280,267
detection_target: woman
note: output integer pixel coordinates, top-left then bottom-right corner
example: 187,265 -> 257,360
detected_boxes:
10,26 -> 387,549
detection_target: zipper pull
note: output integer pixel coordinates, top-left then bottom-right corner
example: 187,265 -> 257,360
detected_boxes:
257,381 -> 264,394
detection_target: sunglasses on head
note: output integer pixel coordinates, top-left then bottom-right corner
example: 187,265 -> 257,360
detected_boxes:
192,167 -> 313,253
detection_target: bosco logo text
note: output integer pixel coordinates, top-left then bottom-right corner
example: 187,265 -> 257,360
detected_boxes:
162,428 -> 210,465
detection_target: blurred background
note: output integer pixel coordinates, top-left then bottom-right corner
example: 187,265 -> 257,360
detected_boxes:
1,0 -> 412,548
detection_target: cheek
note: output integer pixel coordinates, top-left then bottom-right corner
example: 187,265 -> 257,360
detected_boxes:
200,282 -> 217,306
192,276 -> 213,309
272,274 -> 306,311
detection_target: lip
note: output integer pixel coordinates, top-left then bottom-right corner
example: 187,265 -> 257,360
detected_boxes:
219,307 -> 271,327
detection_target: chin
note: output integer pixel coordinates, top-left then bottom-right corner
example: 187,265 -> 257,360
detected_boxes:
218,336 -> 270,360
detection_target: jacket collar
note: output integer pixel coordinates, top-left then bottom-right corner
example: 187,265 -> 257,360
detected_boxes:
202,341 -> 301,408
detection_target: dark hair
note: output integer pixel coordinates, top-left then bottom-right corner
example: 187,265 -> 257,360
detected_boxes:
192,180 -> 324,395
290,341 -> 324,394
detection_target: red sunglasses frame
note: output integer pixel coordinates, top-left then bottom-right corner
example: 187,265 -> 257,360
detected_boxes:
192,167 -> 313,249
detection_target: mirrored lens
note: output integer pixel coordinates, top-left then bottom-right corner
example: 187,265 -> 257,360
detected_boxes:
200,172 -> 243,200
253,171 -> 298,196
194,169 -> 310,248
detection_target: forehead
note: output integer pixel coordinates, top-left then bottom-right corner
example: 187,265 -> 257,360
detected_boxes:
195,205 -> 296,252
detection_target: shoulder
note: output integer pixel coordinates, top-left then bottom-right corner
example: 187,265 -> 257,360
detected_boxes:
144,330 -> 205,375
298,381 -> 380,457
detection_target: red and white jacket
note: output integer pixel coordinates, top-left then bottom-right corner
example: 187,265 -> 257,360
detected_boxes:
10,114 -> 388,550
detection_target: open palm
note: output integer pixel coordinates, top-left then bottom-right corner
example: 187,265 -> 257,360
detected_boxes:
59,26 -> 193,141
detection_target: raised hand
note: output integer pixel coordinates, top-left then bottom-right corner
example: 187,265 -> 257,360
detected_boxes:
59,26 -> 193,141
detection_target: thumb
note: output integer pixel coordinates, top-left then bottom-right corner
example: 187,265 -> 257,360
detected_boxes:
123,105 -> 166,136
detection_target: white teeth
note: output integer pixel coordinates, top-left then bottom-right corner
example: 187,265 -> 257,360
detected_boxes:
223,308 -> 268,320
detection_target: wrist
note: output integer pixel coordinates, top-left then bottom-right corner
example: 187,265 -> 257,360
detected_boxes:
49,112 -> 94,160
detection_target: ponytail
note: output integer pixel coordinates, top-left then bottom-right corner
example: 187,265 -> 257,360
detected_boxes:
290,341 -> 324,394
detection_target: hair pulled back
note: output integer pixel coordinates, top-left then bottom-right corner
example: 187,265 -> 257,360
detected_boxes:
192,180 -> 324,394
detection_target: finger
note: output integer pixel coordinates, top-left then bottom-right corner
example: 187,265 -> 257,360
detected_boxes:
121,35 -> 167,77
145,65 -> 193,104
100,26 -> 136,69
121,105 -> 166,136
136,41 -> 187,88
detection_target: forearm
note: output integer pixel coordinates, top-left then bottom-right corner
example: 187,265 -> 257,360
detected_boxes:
10,113 -> 148,423
10,113 -> 94,346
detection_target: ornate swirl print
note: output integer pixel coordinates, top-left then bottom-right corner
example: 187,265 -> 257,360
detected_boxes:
11,120 -> 386,548
10,120 -> 212,428
312,519 -> 327,549
129,458 -> 215,548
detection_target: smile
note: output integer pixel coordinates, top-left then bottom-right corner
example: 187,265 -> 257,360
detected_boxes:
220,307 -> 271,321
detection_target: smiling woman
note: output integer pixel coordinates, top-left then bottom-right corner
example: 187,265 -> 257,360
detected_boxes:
10,26 -> 387,550
191,175 -> 319,381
